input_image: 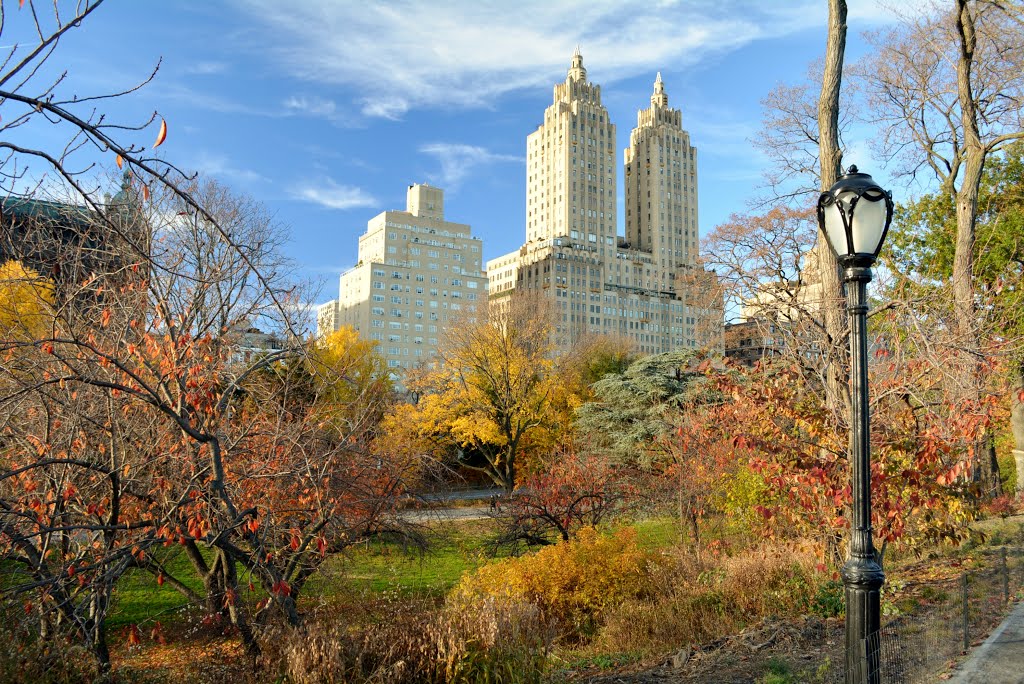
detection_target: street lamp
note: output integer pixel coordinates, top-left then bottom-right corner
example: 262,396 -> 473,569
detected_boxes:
816,165 -> 893,684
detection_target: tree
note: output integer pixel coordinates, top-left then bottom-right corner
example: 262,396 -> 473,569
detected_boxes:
0,261 -> 54,340
0,178 -> 409,668
382,295 -> 553,491
859,0 -> 1024,495
0,1 -> 410,670
488,450 -> 636,552
885,140 -> 1024,490
574,349 -> 708,466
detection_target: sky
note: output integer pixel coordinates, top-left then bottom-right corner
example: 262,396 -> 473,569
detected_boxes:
5,0 -> 928,309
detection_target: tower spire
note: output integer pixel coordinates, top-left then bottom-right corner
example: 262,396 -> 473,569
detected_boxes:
651,71 -> 668,107
568,46 -> 586,81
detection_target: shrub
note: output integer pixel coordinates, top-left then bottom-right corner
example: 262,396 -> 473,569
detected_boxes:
0,608 -> 100,684
596,544 -> 822,655
261,596 -> 550,684
453,527 -> 657,634
811,580 -> 845,618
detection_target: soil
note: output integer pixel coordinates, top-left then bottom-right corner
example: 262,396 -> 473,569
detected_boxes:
559,615 -> 845,683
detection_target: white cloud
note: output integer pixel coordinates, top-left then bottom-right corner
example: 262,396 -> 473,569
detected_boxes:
283,95 -> 354,124
192,152 -> 268,185
232,1 -> 881,118
289,177 -> 377,210
419,143 -> 522,190
183,61 -> 229,76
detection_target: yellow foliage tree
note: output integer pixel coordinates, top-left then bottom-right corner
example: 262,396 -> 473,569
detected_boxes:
307,326 -> 393,434
382,295 -> 553,491
0,260 -> 54,341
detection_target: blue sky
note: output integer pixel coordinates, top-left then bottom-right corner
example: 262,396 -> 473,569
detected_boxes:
7,1 -> 925,307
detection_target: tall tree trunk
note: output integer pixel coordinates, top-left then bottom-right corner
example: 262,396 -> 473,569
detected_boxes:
954,0 -> 1001,497
817,0 -> 853,426
1010,362 -> 1024,494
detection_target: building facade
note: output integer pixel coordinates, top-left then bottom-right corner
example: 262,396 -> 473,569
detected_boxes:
487,51 -> 721,355
318,184 -> 487,375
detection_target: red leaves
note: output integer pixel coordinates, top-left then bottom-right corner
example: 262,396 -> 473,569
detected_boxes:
271,580 -> 291,597
126,624 -> 142,646
156,573 -> 164,586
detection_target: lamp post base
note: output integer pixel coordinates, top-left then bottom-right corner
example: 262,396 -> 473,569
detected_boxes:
842,557 -> 885,684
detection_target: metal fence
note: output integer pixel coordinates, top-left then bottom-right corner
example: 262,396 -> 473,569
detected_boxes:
819,546 -> 1020,683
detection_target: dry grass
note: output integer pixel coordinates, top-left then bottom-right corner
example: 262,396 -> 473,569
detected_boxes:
595,544 -> 822,656
259,596 -> 552,684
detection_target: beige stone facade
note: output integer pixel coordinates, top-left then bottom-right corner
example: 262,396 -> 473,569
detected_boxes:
318,184 -> 487,377
487,52 -> 722,355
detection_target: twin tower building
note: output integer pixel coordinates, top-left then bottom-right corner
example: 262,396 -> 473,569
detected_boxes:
318,50 -> 722,374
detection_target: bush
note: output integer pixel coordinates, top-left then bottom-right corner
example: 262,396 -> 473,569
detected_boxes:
811,580 -> 845,618
453,527 -> 657,634
0,608 -> 100,684
261,596 -> 550,684
596,544 -> 822,655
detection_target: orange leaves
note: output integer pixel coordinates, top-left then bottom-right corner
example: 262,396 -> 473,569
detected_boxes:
115,154 -> 123,169
126,624 -> 142,647
156,573 -> 164,586
271,579 -> 291,597
153,118 -> 167,148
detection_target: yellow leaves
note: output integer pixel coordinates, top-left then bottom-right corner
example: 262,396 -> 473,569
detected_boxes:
0,260 -> 55,342
454,527 -> 655,628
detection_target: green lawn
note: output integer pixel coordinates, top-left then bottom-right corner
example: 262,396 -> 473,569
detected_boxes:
107,515 -> 684,629
108,547 -> 205,630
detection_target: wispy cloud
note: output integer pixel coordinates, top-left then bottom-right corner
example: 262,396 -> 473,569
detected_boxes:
160,82 -> 277,117
419,143 -> 522,190
192,152 -> 269,185
230,1 -> 926,119
183,61 -> 230,76
283,95 -> 355,125
289,177 -> 377,210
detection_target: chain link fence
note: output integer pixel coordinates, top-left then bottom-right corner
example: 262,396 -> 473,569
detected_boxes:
818,546 -> 1022,683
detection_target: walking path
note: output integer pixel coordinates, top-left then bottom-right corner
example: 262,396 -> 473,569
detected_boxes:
946,599 -> 1024,683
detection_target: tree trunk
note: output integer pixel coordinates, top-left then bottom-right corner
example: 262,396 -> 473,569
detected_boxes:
954,0 -> 1001,497
1011,363 -> 1024,494
817,0 -> 853,426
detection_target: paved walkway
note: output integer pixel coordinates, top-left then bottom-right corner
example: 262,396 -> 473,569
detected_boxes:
946,600 -> 1024,683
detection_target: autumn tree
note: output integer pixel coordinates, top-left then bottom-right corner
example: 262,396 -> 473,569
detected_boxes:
488,450 -> 637,553
885,140 -> 1024,490
858,0 -> 1024,495
382,294 -> 553,491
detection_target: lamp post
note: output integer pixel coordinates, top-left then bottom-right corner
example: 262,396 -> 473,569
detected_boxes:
816,166 -> 893,684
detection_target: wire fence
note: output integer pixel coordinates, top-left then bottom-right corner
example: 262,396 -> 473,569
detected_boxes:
819,546 -> 1021,683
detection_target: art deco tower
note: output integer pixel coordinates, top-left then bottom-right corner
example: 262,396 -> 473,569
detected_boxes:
488,53 -> 722,355
624,72 -> 698,270
525,47 -> 617,249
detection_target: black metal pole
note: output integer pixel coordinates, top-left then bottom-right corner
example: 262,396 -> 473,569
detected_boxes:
841,262 -> 885,684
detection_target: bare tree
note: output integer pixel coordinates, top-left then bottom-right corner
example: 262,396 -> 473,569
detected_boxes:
859,0 -> 1024,494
